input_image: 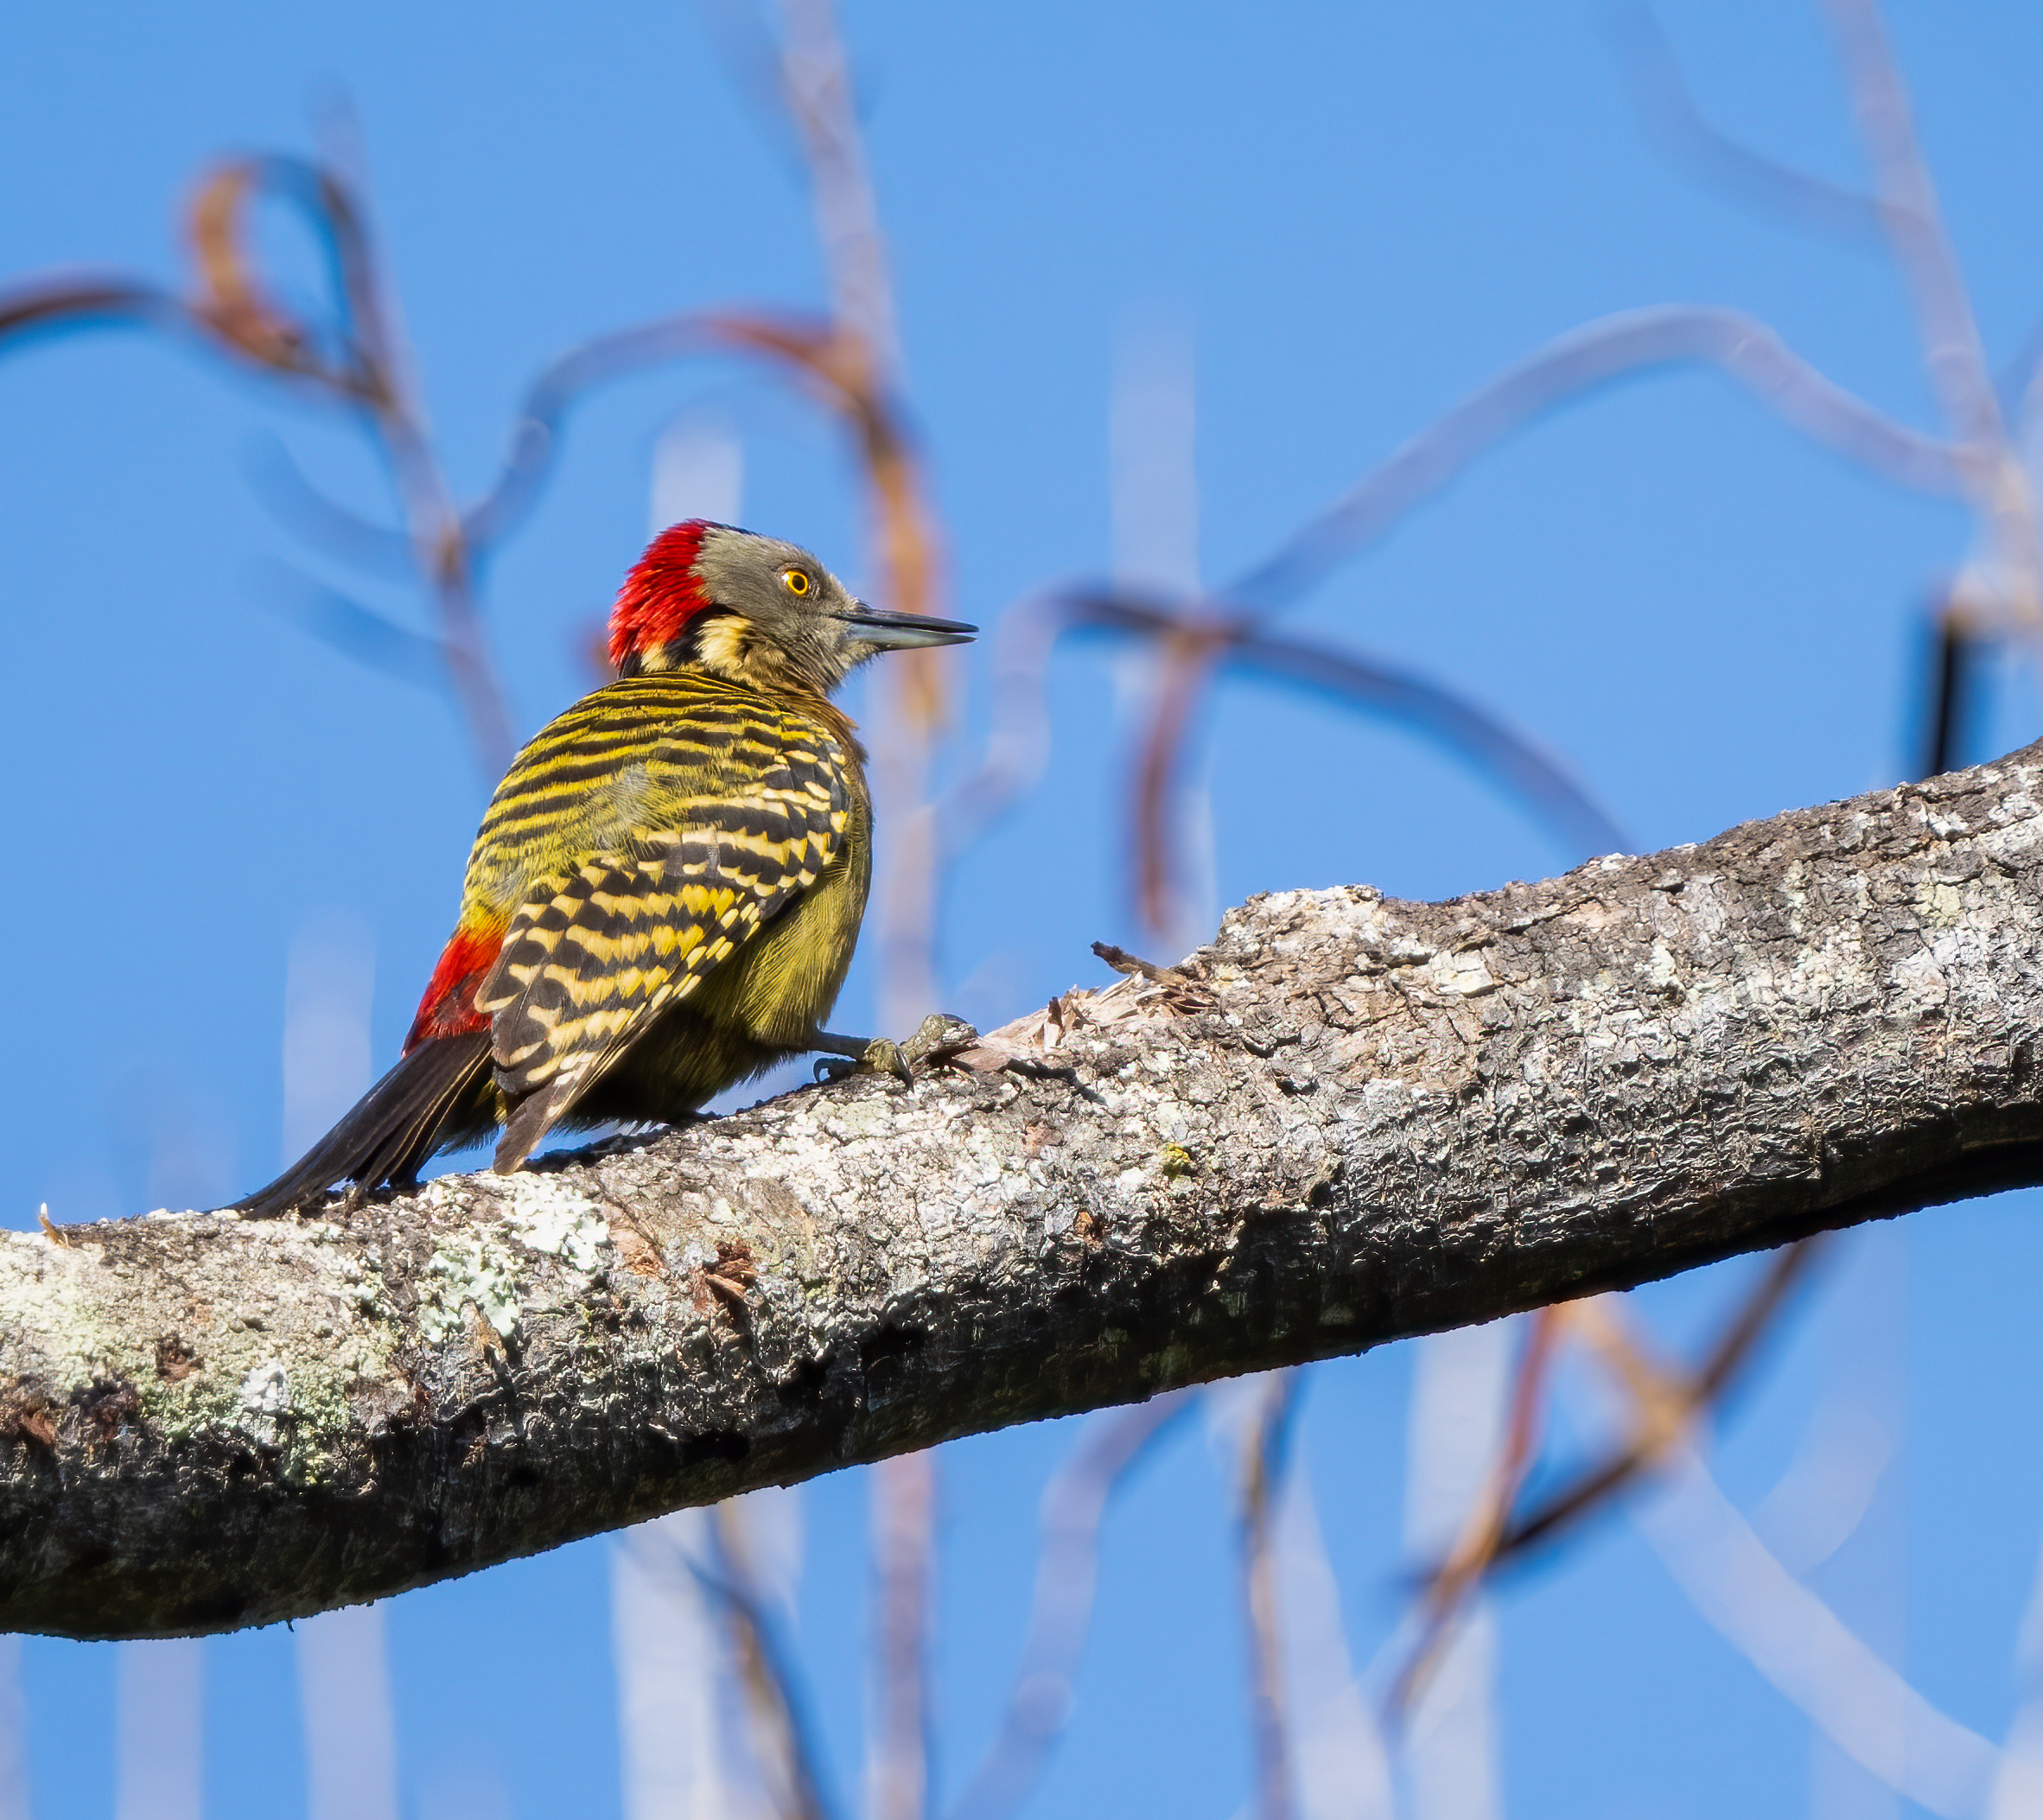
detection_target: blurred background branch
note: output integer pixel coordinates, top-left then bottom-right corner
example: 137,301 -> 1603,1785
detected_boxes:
1237,1371 -> 1302,1820
944,1393 -> 1196,1820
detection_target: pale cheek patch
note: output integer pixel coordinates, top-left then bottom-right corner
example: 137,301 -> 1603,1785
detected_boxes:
696,617 -> 751,675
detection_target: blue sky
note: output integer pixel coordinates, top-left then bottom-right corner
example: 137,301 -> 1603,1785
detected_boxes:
4,2 -> 2043,1817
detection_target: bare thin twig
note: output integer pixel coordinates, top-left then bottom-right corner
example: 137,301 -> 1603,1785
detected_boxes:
0,277 -> 185,343
870,1452 -> 936,1820
0,156 -> 519,774
265,158 -> 517,773
0,136 -> 966,789
262,566 -> 450,693
464,314 -> 722,548
1225,302 -> 1964,618
692,0 -> 951,1033
1922,598 -> 1974,780
1819,1 -> 2005,452
778,0 -> 895,364
1239,1372 -> 1302,1820
1487,1239 -> 1823,1566
1817,0 -> 2041,628
1640,1445 -> 1997,1819
1382,1244 -> 1822,1742
942,590 -> 1631,926
706,1504 -> 838,1820
246,435 -> 417,575
945,1392 -> 1196,1820
1132,625 -> 1226,933
1607,3 -> 1887,243
930,292 -> 1949,927
1391,1309 -> 1562,1719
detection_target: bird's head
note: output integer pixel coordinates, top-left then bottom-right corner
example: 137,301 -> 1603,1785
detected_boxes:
608,520 -> 975,694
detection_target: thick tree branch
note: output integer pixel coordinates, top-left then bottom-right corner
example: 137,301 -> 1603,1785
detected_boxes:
10,747 -> 2043,1639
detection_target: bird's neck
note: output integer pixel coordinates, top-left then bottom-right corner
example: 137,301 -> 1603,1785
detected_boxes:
629,612 -> 824,695
626,616 -> 863,753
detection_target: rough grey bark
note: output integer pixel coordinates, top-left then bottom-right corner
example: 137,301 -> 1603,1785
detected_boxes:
8,746 -> 2043,1639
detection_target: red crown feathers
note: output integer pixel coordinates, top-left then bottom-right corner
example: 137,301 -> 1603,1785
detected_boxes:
608,519 -> 718,670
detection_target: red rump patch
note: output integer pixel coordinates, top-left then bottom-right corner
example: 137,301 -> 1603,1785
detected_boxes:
404,925 -> 505,1053
608,519 -> 718,669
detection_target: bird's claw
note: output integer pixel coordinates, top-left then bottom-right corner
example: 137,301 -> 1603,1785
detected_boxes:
811,1015 -> 978,1090
811,1043 -> 905,1085
811,1039 -> 911,1085
858,1038 -> 914,1086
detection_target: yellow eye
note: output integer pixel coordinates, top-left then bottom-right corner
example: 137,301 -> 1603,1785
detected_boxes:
783,570 -> 811,596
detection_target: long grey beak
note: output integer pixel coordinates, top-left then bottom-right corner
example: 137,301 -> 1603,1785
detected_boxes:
843,603 -> 977,649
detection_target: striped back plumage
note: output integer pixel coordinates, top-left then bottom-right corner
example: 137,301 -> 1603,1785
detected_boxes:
468,671 -> 856,895
465,669 -> 865,1165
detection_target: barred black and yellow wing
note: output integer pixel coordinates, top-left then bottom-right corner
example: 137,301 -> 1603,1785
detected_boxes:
467,671 -> 855,1170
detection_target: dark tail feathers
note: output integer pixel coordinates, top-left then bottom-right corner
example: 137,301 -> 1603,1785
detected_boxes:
233,1032 -> 493,1219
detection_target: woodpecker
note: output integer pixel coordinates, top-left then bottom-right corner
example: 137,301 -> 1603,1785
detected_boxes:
238,520 -> 974,1219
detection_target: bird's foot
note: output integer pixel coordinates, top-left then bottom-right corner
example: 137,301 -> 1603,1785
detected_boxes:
810,1014 -> 978,1088
901,1011 -> 980,1067
811,1038 -> 912,1087
856,1038 -> 913,1086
